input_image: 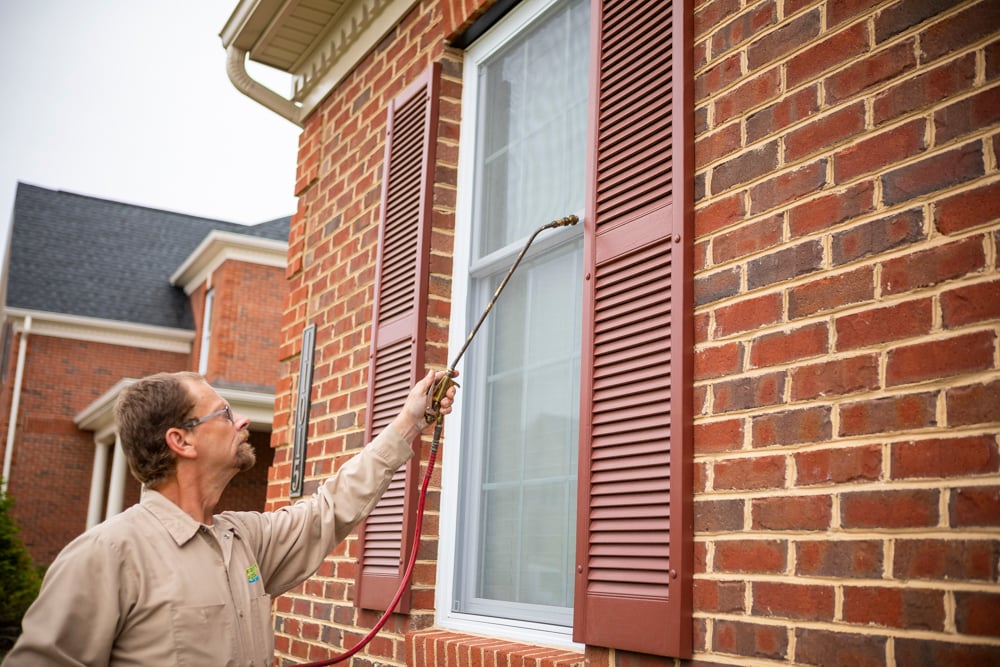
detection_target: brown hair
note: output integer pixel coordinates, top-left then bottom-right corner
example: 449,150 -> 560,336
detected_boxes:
114,371 -> 203,488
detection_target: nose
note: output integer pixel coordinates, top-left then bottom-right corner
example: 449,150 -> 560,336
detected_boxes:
234,411 -> 251,431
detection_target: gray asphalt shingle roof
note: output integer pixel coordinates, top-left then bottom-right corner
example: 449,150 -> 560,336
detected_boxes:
4,183 -> 290,330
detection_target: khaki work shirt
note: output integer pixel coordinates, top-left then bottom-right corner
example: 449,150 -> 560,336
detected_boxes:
4,426 -> 413,667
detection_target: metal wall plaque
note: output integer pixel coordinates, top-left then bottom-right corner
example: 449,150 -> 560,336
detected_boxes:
289,323 -> 316,498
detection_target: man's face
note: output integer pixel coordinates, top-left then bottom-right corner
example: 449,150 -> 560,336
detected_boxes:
184,380 -> 256,474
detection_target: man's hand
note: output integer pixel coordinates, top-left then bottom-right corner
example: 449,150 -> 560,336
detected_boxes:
423,370 -> 459,425
391,369 -> 459,441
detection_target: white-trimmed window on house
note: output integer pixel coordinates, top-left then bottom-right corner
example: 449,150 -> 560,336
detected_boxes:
440,0 -> 590,642
198,287 -> 214,375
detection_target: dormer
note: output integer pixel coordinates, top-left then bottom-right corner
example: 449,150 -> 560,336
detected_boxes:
171,230 -> 287,388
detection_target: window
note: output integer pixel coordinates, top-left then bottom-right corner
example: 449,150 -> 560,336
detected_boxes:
198,288 -> 214,375
440,0 -> 590,640
440,0 -> 692,656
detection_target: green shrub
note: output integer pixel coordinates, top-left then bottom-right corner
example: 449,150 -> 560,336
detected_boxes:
0,487 -> 42,652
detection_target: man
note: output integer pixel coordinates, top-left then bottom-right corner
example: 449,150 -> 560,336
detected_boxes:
4,369 -> 456,666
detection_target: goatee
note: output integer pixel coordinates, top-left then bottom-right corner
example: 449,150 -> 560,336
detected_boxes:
236,440 -> 257,472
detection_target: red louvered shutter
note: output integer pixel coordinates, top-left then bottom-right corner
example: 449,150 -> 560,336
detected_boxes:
573,0 -> 693,658
355,62 -> 440,612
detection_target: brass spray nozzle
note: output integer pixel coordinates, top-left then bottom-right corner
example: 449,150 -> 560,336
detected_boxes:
550,214 -> 579,228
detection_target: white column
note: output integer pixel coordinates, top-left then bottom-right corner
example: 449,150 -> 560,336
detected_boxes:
86,440 -> 111,528
105,434 -> 127,519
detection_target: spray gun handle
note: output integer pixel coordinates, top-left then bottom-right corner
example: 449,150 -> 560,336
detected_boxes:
424,369 -> 459,424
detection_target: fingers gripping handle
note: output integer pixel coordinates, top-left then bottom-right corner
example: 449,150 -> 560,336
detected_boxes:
424,370 -> 459,424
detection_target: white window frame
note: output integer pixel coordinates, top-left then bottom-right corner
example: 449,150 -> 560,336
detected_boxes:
198,287 -> 214,375
435,0 -> 587,649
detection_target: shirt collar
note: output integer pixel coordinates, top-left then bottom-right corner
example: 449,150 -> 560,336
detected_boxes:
139,488 -> 239,546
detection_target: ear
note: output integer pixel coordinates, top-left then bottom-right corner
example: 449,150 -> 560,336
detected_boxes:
165,427 -> 198,460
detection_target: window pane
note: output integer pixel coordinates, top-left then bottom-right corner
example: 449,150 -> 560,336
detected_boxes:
475,0 -> 590,256
484,372 -> 522,484
518,481 -> 573,606
480,485 -> 518,599
457,0 -> 589,627
474,246 -> 581,614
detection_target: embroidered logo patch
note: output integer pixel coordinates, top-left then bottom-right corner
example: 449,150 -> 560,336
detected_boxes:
245,563 -> 260,584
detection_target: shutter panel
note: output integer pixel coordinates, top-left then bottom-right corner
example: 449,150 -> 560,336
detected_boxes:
573,0 -> 692,658
355,62 -> 440,613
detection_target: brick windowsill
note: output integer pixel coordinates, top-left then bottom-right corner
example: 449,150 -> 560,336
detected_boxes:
407,629 -> 585,667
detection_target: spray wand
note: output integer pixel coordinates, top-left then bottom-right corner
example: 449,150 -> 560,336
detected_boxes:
423,213 -> 579,427
297,213 -> 578,666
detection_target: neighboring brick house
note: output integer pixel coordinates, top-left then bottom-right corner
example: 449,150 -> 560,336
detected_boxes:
221,0 -> 999,665
0,183 -> 289,566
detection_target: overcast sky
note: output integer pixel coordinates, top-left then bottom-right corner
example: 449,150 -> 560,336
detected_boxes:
0,0 -> 300,246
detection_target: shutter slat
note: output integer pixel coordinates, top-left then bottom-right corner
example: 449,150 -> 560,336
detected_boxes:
591,442 -> 669,463
592,449 -> 668,469
590,488 -> 669,504
590,531 -> 667,544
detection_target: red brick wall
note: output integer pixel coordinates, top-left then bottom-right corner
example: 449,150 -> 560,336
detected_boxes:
691,0 -> 1000,663
270,0 -> 1000,665
0,333 -> 188,565
196,260 -> 286,390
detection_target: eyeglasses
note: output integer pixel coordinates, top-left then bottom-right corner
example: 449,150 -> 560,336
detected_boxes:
180,405 -> 234,429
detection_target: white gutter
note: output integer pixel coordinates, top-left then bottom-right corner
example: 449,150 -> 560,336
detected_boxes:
225,45 -> 303,127
3,308 -> 193,354
220,0 -> 418,129
2,315 -> 31,495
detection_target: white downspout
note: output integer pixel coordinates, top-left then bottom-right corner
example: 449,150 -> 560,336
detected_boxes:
2,315 -> 31,495
225,45 -> 303,127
